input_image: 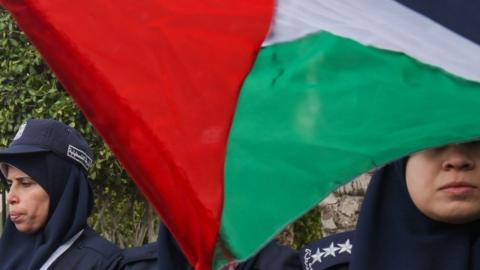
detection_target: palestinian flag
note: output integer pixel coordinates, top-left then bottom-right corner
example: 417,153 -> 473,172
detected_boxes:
1,0 -> 480,269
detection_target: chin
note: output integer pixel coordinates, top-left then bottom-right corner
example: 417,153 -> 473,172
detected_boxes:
432,209 -> 480,224
14,224 -> 38,234
425,200 -> 480,224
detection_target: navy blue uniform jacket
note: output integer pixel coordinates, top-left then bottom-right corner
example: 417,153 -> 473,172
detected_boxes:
47,227 -> 122,270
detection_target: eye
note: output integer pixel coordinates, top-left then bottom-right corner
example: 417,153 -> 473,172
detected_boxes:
20,180 -> 33,187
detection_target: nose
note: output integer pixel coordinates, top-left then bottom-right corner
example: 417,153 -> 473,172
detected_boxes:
441,145 -> 475,171
6,188 -> 19,205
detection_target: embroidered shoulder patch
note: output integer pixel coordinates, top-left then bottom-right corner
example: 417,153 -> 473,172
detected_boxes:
67,144 -> 93,170
301,231 -> 353,270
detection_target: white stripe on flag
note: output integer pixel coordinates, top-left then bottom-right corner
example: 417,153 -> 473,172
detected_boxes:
263,0 -> 480,82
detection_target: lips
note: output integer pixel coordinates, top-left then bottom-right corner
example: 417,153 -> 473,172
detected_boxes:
9,211 -> 23,222
439,182 -> 478,195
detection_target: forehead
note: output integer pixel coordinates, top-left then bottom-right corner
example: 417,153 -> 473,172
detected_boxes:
1,163 -> 30,179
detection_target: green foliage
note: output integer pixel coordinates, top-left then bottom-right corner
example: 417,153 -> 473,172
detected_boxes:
292,206 -> 322,249
0,8 -> 157,246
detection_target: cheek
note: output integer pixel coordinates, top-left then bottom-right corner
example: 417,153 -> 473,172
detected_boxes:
406,159 -> 438,205
28,189 -> 50,228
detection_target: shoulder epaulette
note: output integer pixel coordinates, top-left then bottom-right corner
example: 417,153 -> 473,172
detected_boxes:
300,230 -> 354,270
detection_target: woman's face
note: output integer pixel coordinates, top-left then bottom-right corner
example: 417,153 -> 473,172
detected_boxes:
406,142 -> 480,224
5,165 -> 50,233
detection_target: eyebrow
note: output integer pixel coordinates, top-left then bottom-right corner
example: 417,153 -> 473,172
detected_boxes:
6,176 -> 35,182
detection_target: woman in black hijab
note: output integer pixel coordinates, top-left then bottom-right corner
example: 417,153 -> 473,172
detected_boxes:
297,142 -> 480,270
349,142 -> 480,270
0,119 -> 122,269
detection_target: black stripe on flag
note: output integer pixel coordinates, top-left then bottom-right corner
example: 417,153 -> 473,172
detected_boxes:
395,0 -> 480,45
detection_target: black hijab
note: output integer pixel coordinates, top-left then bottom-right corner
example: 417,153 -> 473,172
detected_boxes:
0,152 -> 93,269
350,159 -> 480,270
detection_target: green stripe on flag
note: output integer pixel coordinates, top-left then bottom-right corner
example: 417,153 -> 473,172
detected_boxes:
220,31 -> 480,263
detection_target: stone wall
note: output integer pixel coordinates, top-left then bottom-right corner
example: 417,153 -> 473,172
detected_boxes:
277,173 -> 372,247
319,173 -> 372,237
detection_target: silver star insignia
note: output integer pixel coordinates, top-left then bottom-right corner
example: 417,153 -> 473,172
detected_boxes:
323,242 -> 340,257
310,248 -> 325,264
337,239 -> 353,254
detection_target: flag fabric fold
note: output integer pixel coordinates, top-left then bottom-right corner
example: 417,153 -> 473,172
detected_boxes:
2,0 -> 480,269
221,0 -> 480,263
0,1 -> 273,269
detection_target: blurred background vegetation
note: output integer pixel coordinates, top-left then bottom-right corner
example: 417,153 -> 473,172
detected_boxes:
0,9 -> 159,247
0,8 -> 324,249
